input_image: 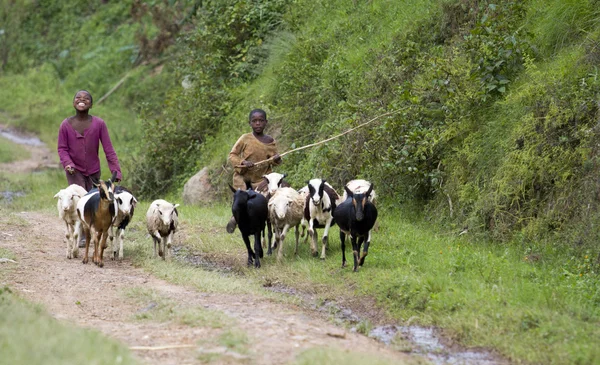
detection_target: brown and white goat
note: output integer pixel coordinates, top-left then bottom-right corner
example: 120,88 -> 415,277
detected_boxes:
76,171 -> 118,268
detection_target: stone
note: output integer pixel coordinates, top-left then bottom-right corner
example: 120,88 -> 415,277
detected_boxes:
182,167 -> 216,205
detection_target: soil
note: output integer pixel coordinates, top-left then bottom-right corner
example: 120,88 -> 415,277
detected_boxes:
0,126 -> 414,365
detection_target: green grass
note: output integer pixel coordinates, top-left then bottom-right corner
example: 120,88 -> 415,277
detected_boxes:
0,287 -> 138,365
0,139 -> 30,164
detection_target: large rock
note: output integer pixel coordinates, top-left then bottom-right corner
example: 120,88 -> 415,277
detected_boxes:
182,167 -> 216,205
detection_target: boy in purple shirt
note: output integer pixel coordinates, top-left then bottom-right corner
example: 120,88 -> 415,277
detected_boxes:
57,90 -> 122,191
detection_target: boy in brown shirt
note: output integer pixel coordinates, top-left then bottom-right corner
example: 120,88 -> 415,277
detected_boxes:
227,109 -> 282,232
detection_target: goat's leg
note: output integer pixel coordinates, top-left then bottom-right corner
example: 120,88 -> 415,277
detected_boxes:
242,234 -> 254,267
277,224 -> 290,262
253,232 -> 262,268
351,236 -> 360,272
65,222 -> 73,259
82,227 -> 91,264
152,235 -> 160,258
320,218 -> 333,260
109,225 -> 116,260
165,231 -> 175,260
359,232 -> 370,267
266,219 -> 273,255
90,228 -> 102,265
160,237 -> 167,260
294,225 -> 300,256
340,231 -> 347,268
308,219 -> 318,257
98,232 -> 109,268
72,221 -> 80,259
118,228 -> 125,261
268,219 -> 274,252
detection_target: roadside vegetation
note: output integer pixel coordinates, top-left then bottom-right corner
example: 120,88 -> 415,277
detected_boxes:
2,0 -> 600,364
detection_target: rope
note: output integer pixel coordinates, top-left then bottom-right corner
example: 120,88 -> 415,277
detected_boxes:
236,108 -> 406,169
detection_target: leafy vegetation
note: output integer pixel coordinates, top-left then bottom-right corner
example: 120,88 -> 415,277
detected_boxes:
2,0 -> 600,363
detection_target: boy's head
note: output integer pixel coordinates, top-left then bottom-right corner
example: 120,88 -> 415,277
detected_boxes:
73,90 -> 93,112
249,109 -> 267,134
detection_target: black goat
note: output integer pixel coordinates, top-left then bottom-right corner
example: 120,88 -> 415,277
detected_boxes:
333,184 -> 378,272
229,182 -> 268,268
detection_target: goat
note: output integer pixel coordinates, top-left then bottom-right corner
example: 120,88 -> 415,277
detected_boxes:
333,184 -> 378,271
109,186 -> 137,261
268,187 -> 304,262
76,171 -> 118,267
342,179 -> 377,248
304,178 -> 340,259
146,199 -> 179,260
255,172 -> 291,255
229,182 -> 268,268
54,184 -> 88,259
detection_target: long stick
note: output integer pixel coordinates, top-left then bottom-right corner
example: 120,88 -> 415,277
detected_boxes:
96,71 -> 132,105
237,108 -> 406,168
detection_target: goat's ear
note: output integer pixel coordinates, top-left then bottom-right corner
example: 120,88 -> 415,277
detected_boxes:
132,196 -> 138,205
366,183 -> 374,197
282,173 -> 287,179
344,185 -> 354,198
173,204 -> 180,209
228,184 -> 236,193
110,170 -> 118,182
244,179 -> 253,191
53,192 -> 60,199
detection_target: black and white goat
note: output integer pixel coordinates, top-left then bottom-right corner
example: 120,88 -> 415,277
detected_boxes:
303,178 -> 340,259
333,184 -> 378,271
76,171 -> 118,268
342,179 -> 377,250
109,186 -> 137,261
229,182 -> 268,268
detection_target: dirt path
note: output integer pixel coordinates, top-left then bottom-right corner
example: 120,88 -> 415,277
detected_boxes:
0,127 -> 414,365
0,125 -> 57,173
0,211 -> 414,365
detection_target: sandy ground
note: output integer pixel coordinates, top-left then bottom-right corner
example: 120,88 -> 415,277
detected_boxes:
0,126 -> 415,365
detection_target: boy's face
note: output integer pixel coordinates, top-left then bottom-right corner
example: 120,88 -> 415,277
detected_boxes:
249,112 -> 267,134
73,91 -> 92,112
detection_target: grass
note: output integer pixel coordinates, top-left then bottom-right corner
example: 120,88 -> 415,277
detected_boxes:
0,139 -> 30,164
0,287 -> 138,365
1,167 -> 600,364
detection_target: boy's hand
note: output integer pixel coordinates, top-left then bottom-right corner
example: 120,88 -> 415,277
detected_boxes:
241,160 -> 254,168
66,165 -> 75,175
273,154 -> 282,163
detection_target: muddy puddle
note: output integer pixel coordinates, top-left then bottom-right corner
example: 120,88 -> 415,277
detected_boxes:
0,129 -> 44,147
174,248 -> 506,364
1,191 -> 25,203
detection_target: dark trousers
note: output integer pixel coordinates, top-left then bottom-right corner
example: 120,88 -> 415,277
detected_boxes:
65,170 -> 100,192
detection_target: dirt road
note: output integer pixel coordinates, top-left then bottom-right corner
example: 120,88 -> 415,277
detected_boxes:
0,126 -> 414,365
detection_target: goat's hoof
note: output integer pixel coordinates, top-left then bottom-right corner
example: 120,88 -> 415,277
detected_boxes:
311,251 -> 318,257
320,256 -> 326,261
82,258 -> 88,264
342,262 -> 346,268
98,262 -> 104,268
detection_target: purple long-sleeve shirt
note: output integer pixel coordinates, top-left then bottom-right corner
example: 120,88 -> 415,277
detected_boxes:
57,116 -> 122,180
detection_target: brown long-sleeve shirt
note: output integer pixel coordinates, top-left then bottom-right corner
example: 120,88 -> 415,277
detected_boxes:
228,133 -> 281,189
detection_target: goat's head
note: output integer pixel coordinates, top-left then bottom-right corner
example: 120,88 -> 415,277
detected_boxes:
156,202 -> 179,226
54,189 -> 82,212
269,192 -> 291,220
263,172 -> 287,195
344,183 -> 374,222
116,191 -> 137,215
307,179 -> 326,206
92,171 -> 118,203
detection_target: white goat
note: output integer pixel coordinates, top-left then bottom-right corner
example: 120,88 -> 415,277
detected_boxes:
54,184 -> 87,259
146,199 -> 179,260
109,186 -> 137,261
268,187 -> 305,262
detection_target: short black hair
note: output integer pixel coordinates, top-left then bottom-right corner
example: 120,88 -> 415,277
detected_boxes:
249,109 -> 267,121
74,90 -> 93,104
